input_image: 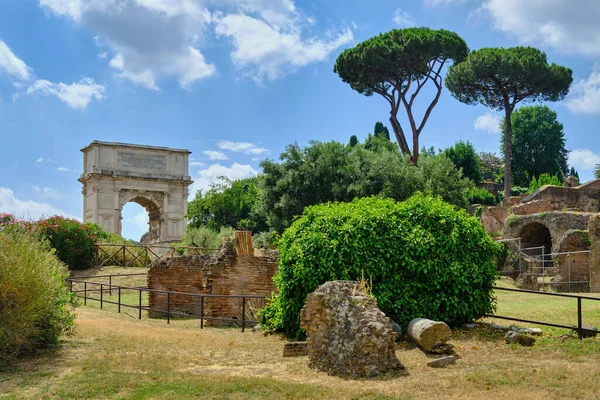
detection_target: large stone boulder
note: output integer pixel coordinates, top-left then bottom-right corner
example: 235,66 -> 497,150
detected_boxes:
300,281 -> 403,379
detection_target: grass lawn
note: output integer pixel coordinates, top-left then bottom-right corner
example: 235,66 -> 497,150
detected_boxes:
2,276 -> 600,399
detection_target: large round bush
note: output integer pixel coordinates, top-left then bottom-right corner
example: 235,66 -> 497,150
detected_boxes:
0,229 -> 76,364
260,194 -> 499,338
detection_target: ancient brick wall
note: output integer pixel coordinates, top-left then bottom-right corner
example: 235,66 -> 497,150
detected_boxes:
147,240 -> 278,326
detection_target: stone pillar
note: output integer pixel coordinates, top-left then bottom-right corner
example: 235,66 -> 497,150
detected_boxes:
588,214 -> 600,292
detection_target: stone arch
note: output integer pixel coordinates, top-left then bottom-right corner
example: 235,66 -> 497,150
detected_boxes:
118,190 -> 164,245
79,141 -> 192,246
519,222 -> 553,254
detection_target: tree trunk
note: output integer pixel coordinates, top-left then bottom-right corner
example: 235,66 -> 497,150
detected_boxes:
411,132 -> 419,165
389,113 -> 411,157
407,318 -> 452,352
504,107 -> 513,200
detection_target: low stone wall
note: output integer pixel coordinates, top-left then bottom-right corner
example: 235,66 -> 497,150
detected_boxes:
521,180 -> 600,213
147,240 -> 278,326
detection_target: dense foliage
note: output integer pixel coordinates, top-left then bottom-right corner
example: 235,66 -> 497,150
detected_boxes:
0,228 -> 76,364
179,226 -> 234,251
35,216 -> 104,270
188,177 -> 267,232
501,106 -> 568,186
334,27 -> 468,163
260,195 -> 499,338
466,187 -> 497,205
529,174 -> 563,193
478,152 -> 504,183
446,46 -> 573,198
260,140 -> 473,231
443,141 -> 481,183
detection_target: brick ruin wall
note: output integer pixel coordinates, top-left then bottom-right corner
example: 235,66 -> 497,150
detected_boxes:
147,240 -> 279,326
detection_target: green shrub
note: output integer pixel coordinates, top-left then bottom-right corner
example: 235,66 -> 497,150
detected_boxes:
260,194 -> 499,338
466,187 -> 497,205
35,216 -> 104,270
0,229 -> 76,364
529,173 -> 563,193
252,230 -> 280,249
177,226 -> 233,254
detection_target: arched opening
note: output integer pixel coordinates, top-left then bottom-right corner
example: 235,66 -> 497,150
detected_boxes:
120,196 -> 161,245
121,202 -> 149,244
520,222 -> 553,255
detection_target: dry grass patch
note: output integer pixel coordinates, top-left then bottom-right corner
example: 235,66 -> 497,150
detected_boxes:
3,276 -> 600,399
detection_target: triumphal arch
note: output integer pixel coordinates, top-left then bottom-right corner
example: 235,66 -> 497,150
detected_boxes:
79,141 -> 192,245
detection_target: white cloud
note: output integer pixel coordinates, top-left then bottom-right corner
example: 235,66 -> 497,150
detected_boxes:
40,0 -> 351,85
26,78 -> 106,110
568,149 -> 600,171
215,13 -> 353,82
217,140 -> 268,155
40,0 -> 215,90
190,161 -> 206,168
126,210 -> 149,232
565,64 -> 600,115
31,186 -> 62,199
0,187 -> 78,220
392,8 -> 414,26
474,112 -> 501,133
0,40 -> 32,81
203,150 -> 228,160
479,0 -> 600,56
55,166 -> 76,172
189,162 -> 258,197
35,157 -> 45,164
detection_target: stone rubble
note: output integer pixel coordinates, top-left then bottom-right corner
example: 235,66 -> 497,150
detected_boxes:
300,281 -> 403,379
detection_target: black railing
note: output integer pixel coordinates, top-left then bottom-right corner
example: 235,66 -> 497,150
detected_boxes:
67,277 -> 267,332
487,286 -> 600,340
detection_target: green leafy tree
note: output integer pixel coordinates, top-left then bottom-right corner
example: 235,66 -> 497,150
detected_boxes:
373,122 -> 390,140
569,167 -> 579,179
260,195 -> 498,338
478,152 -> 504,182
334,27 -> 468,164
443,140 -> 481,183
187,177 -> 267,232
529,173 -> 563,193
348,135 -> 359,147
260,140 -> 473,230
446,46 -> 573,198
500,105 -> 568,186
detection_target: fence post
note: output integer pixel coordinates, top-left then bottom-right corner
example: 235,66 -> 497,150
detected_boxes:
138,290 -> 142,320
568,252 -> 572,293
109,275 -> 112,296
118,286 -> 121,313
100,283 -> 103,310
122,245 -> 126,267
518,238 -> 522,276
577,297 -> 583,340
167,293 -> 171,324
241,297 -> 246,332
541,246 -> 546,291
200,296 -> 204,329
84,282 -> 87,306
69,279 -> 73,293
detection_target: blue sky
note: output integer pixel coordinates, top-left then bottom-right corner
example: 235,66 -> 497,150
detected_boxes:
1,0 -> 599,241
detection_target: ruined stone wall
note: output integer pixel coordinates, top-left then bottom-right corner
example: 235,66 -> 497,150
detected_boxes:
553,230 -> 591,291
589,215 -> 600,293
504,212 -> 593,253
478,196 -> 526,235
519,180 -> 600,213
147,241 -> 278,326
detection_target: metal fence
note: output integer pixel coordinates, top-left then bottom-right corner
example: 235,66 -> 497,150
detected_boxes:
487,286 -> 599,340
495,238 -> 591,292
67,274 -> 266,332
94,244 -> 220,268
